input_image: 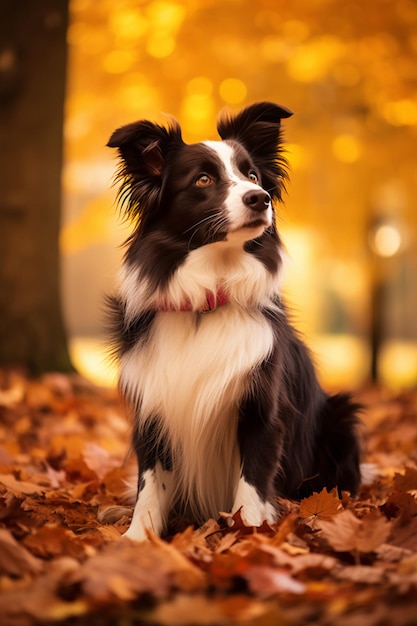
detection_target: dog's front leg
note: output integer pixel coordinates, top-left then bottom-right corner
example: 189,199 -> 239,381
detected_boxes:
123,420 -> 173,541
232,395 -> 283,527
124,462 -> 173,540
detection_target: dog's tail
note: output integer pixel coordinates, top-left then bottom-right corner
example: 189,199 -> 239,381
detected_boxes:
292,393 -> 363,500
317,393 -> 362,495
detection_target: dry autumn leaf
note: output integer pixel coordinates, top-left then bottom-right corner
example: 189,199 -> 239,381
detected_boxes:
22,524 -> 89,560
0,473 -> 47,495
319,509 -> 392,554
0,556 -> 85,625
335,564 -> 386,585
354,511 -> 392,553
244,565 -> 306,597
148,531 -> 207,591
71,541 -> 173,602
390,515 -> 417,551
151,594 -> 225,626
393,466 -> 417,492
82,441 -> 120,480
299,487 -> 342,519
0,528 -> 43,576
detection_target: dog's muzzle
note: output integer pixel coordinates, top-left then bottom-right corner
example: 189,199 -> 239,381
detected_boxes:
242,190 -> 271,213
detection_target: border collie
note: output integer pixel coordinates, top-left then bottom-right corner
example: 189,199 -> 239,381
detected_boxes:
107,102 -> 361,541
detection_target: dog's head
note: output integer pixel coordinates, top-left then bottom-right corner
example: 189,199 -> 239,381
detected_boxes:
108,102 -> 292,249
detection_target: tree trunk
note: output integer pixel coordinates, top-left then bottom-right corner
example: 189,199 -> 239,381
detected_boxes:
0,0 -> 73,374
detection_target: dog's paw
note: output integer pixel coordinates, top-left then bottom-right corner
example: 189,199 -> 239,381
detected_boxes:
122,524 -> 150,542
238,501 -> 277,527
122,505 -> 164,542
232,478 -> 278,527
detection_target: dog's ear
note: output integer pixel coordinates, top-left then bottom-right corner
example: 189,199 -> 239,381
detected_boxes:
107,119 -> 183,221
217,102 -> 292,145
217,102 -> 293,200
107,119 -> 183,178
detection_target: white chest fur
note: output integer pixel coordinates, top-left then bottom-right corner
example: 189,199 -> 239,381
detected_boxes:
120,304 -> 275,521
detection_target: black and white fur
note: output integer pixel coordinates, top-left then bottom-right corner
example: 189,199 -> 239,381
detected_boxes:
107,102 -> 361,541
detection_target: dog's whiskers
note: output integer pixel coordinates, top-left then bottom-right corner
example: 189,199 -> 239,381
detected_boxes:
186,212 -> 226,249
183,214 -> 216,235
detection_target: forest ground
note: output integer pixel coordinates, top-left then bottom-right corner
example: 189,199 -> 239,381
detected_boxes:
1,369 -> 417,626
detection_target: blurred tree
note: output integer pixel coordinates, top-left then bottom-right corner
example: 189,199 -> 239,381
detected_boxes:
0,0 -> 73,373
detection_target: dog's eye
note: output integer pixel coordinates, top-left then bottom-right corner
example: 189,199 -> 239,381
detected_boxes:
195,174 -> 213,187
248,171 -> 259,183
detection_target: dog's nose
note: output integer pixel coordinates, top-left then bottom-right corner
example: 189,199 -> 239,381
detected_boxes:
242,190 -> 271,212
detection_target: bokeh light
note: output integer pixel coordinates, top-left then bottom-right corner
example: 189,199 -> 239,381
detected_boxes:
370,224 -> 402,258
219,78 -> 248,105
332,134 -> 362,164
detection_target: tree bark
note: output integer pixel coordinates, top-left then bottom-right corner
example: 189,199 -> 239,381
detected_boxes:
0,0 -> 73,373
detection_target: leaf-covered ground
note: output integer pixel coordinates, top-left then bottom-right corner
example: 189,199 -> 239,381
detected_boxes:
1,370 -> 417,626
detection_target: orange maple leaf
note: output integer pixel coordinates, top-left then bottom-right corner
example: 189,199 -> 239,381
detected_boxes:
299,487 -> 342,520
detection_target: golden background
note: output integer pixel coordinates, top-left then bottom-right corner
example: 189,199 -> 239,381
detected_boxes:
61,0 -> 417,389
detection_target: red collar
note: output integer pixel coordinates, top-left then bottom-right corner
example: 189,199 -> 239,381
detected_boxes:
160,288 -> 229,312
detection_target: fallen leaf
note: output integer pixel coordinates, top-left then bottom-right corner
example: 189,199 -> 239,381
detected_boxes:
0,379 -> 25,406
64,457 -> 98,483
0,528 -> 43,576
71,540 -> 173,602
151,594 -> 225,626
375,543 -> 413,563
219,594 -> 288,623
319,509 -> 361,552
397,553 -> 417,575
290,552 -> 338,575
393,466 -> 417,492
149,531 -> 207,591
0,446 -> 15,465
0,473 -> 47,495
381,490 -> 417,522
219,508 -> 276,534
83,442 -> 119,480
244,565 -> 306,597
269,511 -> 298,546
389,515 -> 417,551
319,509 -> 391,554
209,552 -> 252,590
280,541 -> 309,556
0,557 -> 85,624
25,381 -> 55,408
354,510 -> 392,553
335,565 -> 386,584
299,488 -> 342,520
101,466 -> 132,496
22,524 -> 88,559
43,462 -> 66,488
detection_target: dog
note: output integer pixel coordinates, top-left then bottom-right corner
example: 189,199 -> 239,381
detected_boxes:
107,102 -> 361,541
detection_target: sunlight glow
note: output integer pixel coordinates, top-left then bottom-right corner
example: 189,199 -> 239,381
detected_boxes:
70,338 -> 117,388
103,49 -> 135,73
110,9 -> 148,40
371,224 -> 402,258
380,342 -> 417,389
382,99 -> 417,126
219,78 -> 247,104
332,134 -> 362,163
147,34 -> 176,58
310,334 -> 370,390
286,36 -> 344,82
